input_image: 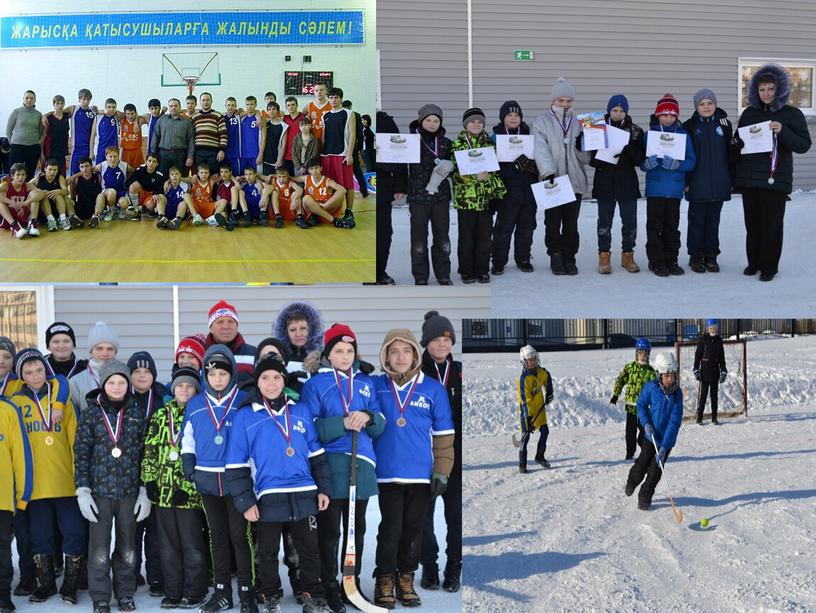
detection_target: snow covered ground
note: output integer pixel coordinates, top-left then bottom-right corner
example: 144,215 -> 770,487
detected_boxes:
388,192 -> 816,316
462,336 -> 816,612
10,502 -> 460,613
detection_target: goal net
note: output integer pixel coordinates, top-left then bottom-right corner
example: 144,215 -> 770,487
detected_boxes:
675,339 -> 748,421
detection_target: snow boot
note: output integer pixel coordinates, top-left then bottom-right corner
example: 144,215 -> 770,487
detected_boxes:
705,254 -> 720,272
238,585 -> 259,613
301,594 -> 331,612
442,561 -> 461,592
638,500 -> 651,511
395,572 -> 421,607
598,251 -> 612,274
373,574 -> 396,610
54,554 -> 64,577
690,254 -> 706,273
59,554 -> 82,604
160,597 -> 180,608
535,457 -> 550,469
696,414 -> 703,425
550,253 -> 566,276
118,596 -> 137,611
625,483 -> 635,497
621,251 -> 640,272
262,596 -> 282,613
518,260 -> 534,273
0,598 -> 14,613
668,262 -> 685,275
712,416 -> 720,425
92,600 -> 111,613
14,576 -> 36,596
420,563 -> 440,590
324,582 -> 345,613
564,254 -> 578,276
744,265 -> 758,276
518,464 -> 528,474
29,554 -> 58,602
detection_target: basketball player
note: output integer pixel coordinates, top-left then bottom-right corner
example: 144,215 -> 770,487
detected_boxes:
304,83 -> 331,144
0,162 -> 44,238
321,88 -> 357,227
293,157 -> 348,228
239,96 -> 266,173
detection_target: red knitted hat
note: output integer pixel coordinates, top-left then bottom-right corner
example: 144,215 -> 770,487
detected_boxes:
208,300 -> 239,327
322,323 -> 357,357
655,93 -> 680,117
175,335 -> 206,365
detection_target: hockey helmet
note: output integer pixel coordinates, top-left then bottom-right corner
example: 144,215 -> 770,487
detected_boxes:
635,337 -> 651,351
653,352 -> 677,374
706,318 -> 718,328
519,344 -> 539,365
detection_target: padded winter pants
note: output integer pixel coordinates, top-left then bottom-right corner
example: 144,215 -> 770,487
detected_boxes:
491,189 -> 537,268
457,209 -> 493,278
410,200 -> 451,282
375,483 -> 431,576
27,497 -> 86,556
543,196 -> 582,257
376,173 -> 396,279
519,425 -> 549,466
645,197 -> 681,269
696,379 -> 719,419
627,443 -> 672,506
156,507 -> 207,600
317,497 -> 368,586
420,470 -> 462,567
134,509 -> 162,585
87,496 -> 137,603
625,412 -> 644,459
597,198 -> 637,252
742,188 -> 787,275
0,511 -> 12,602
687,200 -> 724,256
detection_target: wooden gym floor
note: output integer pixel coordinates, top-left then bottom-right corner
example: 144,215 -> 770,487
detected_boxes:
0,194 -> 374,283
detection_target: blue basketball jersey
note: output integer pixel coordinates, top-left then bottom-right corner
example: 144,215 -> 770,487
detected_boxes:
241,182 -> 262,208
69,107 -> 96,153
147,115 -> 160,153
225,113 -> 241,159
165,183 -> 188,207
240,114 -> 261,158
100,161 -> 129,192
94,114 -> 120,162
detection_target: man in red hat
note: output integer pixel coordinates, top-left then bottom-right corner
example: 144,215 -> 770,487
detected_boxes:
204,301 -> 256,383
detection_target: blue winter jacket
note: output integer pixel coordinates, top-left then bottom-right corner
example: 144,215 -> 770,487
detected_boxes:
682,109 -> 734,203
641,119 -> 696,199
636,379 -> 683,450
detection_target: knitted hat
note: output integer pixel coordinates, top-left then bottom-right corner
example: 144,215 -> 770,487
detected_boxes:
99,359 -> 130,387
693,88 -> 717,108
255,338 -> 290,366
551,77 -> 576,101
87,321 -> 120,353
418,103 -> 443,123
175,335 -> 206,366
14,348 -> 47,379
171,366 -> 201,395
208,300 -> 239,327
499,101 -> 523,123
607,94 -> 629,114
254,353 -> 289,381
655,93 -> 680,117
462,107 -> 486,128
127,351 -> 157,380
204,353 -> 233,375
322,323 -> 358,358
420,311 -> 456,348
0,336 -> 16,361
46,322 -> 76,347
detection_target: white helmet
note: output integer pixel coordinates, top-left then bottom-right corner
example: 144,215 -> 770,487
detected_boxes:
653,352 -> 677,375
519,344 -> 539,364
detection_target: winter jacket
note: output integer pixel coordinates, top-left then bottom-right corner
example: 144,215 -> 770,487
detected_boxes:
45,353 -> 88,379
406,121 -> 454,206
141,399 -> 201,510
180,345 -> 247,497
682,109 -> 736,202
132,382 -> 171,424
735,63 -> 812,195
612,360 -> 657,415
517,366 -> 553,433
375,111 -> 408,195
272,301 -> 325,377
694,334 -> 726,382
491,122 -> 538,198
69,360 -> 107,413
450,130 -> 507,212
636,380 -> 683,450
74,391 -> 146,499
298,367 -> 386,500
12,377 -> 78,499
532,107 -> 592,194
204,332 -> 256,385
641,118 -> 696,199
421,350 -> 462,478
0,398 -> 33,513
589,114 -> 645,201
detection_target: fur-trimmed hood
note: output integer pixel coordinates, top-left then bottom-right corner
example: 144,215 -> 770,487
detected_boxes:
272,301 -> 324,355
747,63 -> 791,112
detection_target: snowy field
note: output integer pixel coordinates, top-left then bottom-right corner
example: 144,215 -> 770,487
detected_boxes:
462,336 -> 816,612
388,192 -> 816,316
10,502 -> 460,613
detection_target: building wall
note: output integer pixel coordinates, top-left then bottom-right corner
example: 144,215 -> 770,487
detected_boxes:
379,0 -> 816,189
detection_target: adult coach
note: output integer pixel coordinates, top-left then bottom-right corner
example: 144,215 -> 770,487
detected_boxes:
151,99 -> 194,177
203,301 -> 256,383
6,90 -> 43,180
191,92 -> 227,174
735,63 -> 811,282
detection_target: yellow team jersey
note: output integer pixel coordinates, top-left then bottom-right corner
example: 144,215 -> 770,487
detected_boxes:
12,378 -> 77,500
0,373 -> 24,398
516,367 -> 552,432
0,398 -> 33,513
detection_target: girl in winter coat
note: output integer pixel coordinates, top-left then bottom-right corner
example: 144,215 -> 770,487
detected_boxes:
490,100 -> 538,275
589,95 -> 645,274
451,107 -> 507,284
407,104 -> 455,285
610,338 -> 656,459
298,324 -> 386,611
682,89 -> 739,273
641,94 -> 696,277
734,63 -> 812,281
532,77 -> 591,275
273,301 -> 325,381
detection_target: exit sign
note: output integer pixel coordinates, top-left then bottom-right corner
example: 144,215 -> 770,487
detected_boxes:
514,50 -> 535,61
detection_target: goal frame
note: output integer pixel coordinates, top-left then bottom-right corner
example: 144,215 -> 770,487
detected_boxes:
674,339 -> 748,421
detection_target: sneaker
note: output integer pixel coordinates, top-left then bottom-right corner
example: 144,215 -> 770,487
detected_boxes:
258,215 -> 269,227
275,214 -> 283,228
46,218 -> 58,232
117,206 -> 127,220
117,597 -> 136,611
243,215 -> 254,228
342,209 -> 356,229
177,594 -> 207,609
60,217 -> 72,230
102,208 -> 114,222
159,596 -> 179,609
301,595 -> 332,612
477,273 -> 490,284
198,588 -> 231,612
192,214 -> 204,226
206,215 -> 219,227
168,217 -> 182,231
295,215 -> 310,229
461,275 -> 476,284
262,597 -> 282,613
306,215 -> 319,227
27,221 -> 40,237
229,211 -> 239,226
491,265 -> 504,276
130,211 -> 142,222
518,261 -> 535,273
93,601 -> 112,613
156,216 -> 168,229
70,215 -> 84,229
415,279 -> 428,286
536,458 -> 551,469
333,217 -> 353,229
149,582 -> 164,597
215,213 -> 233,231
12,222 -> 28,239
89,215 -> 100,229
251,216 -> 263,226
126,205 -> 136,217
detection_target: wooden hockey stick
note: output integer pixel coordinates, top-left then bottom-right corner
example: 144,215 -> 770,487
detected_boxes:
651,437 -> 684,524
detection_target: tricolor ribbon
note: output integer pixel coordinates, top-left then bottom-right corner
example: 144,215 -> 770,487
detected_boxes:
98,403 -> 124,448
33,382 -> 53,433
416,128 -> 440,158
263,398 -> 293,447
334,368 -> 354,416
389,375 -> 421,423
769,132 -> 779,181
168,403 -> 182,448
551,108 -> 574,140
0,373 -> 10,396
205,386 -> 238,434
434,360 -> 450,389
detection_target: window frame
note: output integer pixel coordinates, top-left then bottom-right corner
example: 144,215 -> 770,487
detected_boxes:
738,57 -> 816,116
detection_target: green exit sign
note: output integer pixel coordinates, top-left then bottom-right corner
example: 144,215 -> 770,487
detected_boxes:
514,50 -> 535,61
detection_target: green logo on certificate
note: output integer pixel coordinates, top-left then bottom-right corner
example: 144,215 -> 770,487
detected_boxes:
660,133 -> 675,142
468,149 -> 484,159
390,135 -> 406,144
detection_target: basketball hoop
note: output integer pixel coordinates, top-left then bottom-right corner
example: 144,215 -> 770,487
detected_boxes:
183,76 -> 200,96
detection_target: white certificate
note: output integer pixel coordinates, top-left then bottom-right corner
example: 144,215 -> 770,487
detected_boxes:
594,125 -> 631,165
738,121 -> 773,155
495,134 -> 534,162
582,125 -> 609,151
531,175 -> 577,210
646,130 -> 687,160
375,133 -> 420,163
453,147 -> 500,175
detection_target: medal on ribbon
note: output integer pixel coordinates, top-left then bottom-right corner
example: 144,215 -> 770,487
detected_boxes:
34,382 -> 54,446
264,399 -> 296,457
389,375 -> 420,427
98,400 -> 124,458
205,387 -> 237,446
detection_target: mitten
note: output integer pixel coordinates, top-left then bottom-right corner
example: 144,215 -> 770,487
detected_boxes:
426,159 -> 454,194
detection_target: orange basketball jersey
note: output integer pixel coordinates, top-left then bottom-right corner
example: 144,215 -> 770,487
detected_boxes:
307,100 -> 331,143
190,177 -> 216,219
274,177 -> 298,220
119,118 -> 144,168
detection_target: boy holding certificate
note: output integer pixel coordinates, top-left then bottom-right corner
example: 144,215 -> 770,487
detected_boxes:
451,108 -> 506,284
641,94 -> 696,277
588,95 -> 645,274
734,63 -> 812,282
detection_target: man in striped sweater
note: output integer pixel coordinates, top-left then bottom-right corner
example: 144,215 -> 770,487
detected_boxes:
191,92 -> 227,175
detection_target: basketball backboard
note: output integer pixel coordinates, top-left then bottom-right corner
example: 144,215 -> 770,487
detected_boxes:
161,52 -> 221,91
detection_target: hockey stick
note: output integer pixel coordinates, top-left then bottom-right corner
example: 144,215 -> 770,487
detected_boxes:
651,437 -> 684,524
512,433 -> 522,448
342,430 -> 388,613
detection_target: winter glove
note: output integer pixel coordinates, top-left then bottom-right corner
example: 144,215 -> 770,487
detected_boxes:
172,489 -> 190,507
144,481 -> 160,502
544,174 -> 556,185
731,135 -> 745,150
643,423 -> 656,444
694,368 -> 702,382
719,369 -> 727,383
526,416 -> 535,432
513,154 -> 537,175
610,394 -> 618,405
545,393 -> 553,405
658,447 -> 669,465
182,453 -> 196,481
425,158 -> 454,195
643,155 -> 659,170
430,472 -> 448,497
76,487 -> 99,524
134,486 -> 152,522
661,155 -> 680,171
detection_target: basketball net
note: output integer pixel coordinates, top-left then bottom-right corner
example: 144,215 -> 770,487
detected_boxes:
184,76 -> 199,96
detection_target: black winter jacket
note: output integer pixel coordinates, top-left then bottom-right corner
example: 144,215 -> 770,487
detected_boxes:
588,114 -> 644,201
406,120 -> 453,206
491,122 -> 538,197
421,351 -> 462,478
694,334 -> 726,382
683,109 -> 737,202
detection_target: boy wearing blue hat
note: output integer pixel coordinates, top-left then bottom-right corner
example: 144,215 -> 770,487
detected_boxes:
694,319 -> 726,425
610,338 -> 656,459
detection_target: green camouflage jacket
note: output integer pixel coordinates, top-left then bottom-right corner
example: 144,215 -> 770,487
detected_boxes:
451,130 -> 507,211
612,361 -> 657,415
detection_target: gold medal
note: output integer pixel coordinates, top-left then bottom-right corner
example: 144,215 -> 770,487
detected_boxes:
397,416 -> 407,427
44,435 -> 55,446
286,446 -> 295,457
111,447 -> 122,458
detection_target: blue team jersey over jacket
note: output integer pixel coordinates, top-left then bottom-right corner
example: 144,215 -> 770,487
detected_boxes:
641,121 -> 697,199
637,379 -> 684,449
372,371 -> 455,483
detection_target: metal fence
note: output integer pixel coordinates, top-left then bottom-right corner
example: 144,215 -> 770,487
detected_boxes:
463,319 -> 815,353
